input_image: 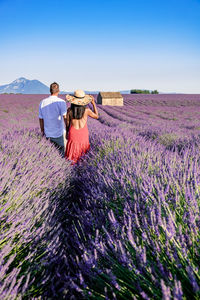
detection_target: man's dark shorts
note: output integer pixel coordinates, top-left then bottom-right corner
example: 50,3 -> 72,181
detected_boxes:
46,134 -> 65,157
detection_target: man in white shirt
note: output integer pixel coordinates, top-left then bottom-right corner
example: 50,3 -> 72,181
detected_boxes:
39,82 -> 67,157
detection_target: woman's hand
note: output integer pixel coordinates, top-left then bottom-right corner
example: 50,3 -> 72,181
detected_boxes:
90,95 -> 95,104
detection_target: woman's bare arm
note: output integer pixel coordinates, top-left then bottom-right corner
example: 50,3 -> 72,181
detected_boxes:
87,96 -> 99,119
65,108 -> 71,138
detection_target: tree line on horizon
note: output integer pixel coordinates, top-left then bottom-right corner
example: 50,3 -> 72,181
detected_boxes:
130,89 -> 159,94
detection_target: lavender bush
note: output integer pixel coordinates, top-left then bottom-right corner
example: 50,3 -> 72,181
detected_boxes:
0,128 -> 74,298
72,123 -> 200,299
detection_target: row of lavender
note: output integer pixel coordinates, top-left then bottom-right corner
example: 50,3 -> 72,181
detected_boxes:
93,94 -> 200,151
1,94 -> 200,299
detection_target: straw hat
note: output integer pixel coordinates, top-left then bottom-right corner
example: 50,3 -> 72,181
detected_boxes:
66,90 -> 93,106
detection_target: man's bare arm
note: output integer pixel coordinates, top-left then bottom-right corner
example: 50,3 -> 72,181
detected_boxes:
39,118 -> 44,136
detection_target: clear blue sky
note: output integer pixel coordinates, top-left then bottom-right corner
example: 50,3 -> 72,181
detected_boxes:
0,0 -> 200,93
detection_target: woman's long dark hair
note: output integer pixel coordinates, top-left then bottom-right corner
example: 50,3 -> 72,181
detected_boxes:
70,103 -> 86,120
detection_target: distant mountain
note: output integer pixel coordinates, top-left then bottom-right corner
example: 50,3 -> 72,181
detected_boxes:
84,91 -> 100,94
0,77 -> 132,94
159,91 -> 178,94
119,90 -> 130,94
0,77 -> 50,94
84,90 -> 131,94
0,78 -> 100,95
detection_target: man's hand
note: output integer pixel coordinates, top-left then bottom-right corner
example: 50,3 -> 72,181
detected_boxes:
39,118 -> 45,137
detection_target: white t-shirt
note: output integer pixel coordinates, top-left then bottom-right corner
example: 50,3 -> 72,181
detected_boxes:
39,95 -> 67,138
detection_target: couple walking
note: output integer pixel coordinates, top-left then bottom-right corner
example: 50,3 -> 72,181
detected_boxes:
39,82 -> 99,164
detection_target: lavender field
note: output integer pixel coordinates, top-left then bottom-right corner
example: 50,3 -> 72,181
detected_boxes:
1,93 -> 200,299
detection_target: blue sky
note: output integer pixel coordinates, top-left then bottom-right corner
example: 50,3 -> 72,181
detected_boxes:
0,0 -> 200,92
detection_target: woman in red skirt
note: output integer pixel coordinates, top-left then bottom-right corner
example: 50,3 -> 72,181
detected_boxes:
65,90 -> 99,164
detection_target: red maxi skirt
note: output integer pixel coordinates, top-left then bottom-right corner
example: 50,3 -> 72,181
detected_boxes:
65,122 -> 90,164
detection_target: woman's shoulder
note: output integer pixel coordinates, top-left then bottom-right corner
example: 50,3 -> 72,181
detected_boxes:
85,107 -> 90,114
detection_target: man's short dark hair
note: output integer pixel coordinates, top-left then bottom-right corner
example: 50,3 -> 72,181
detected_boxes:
50,82 -> 59,95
